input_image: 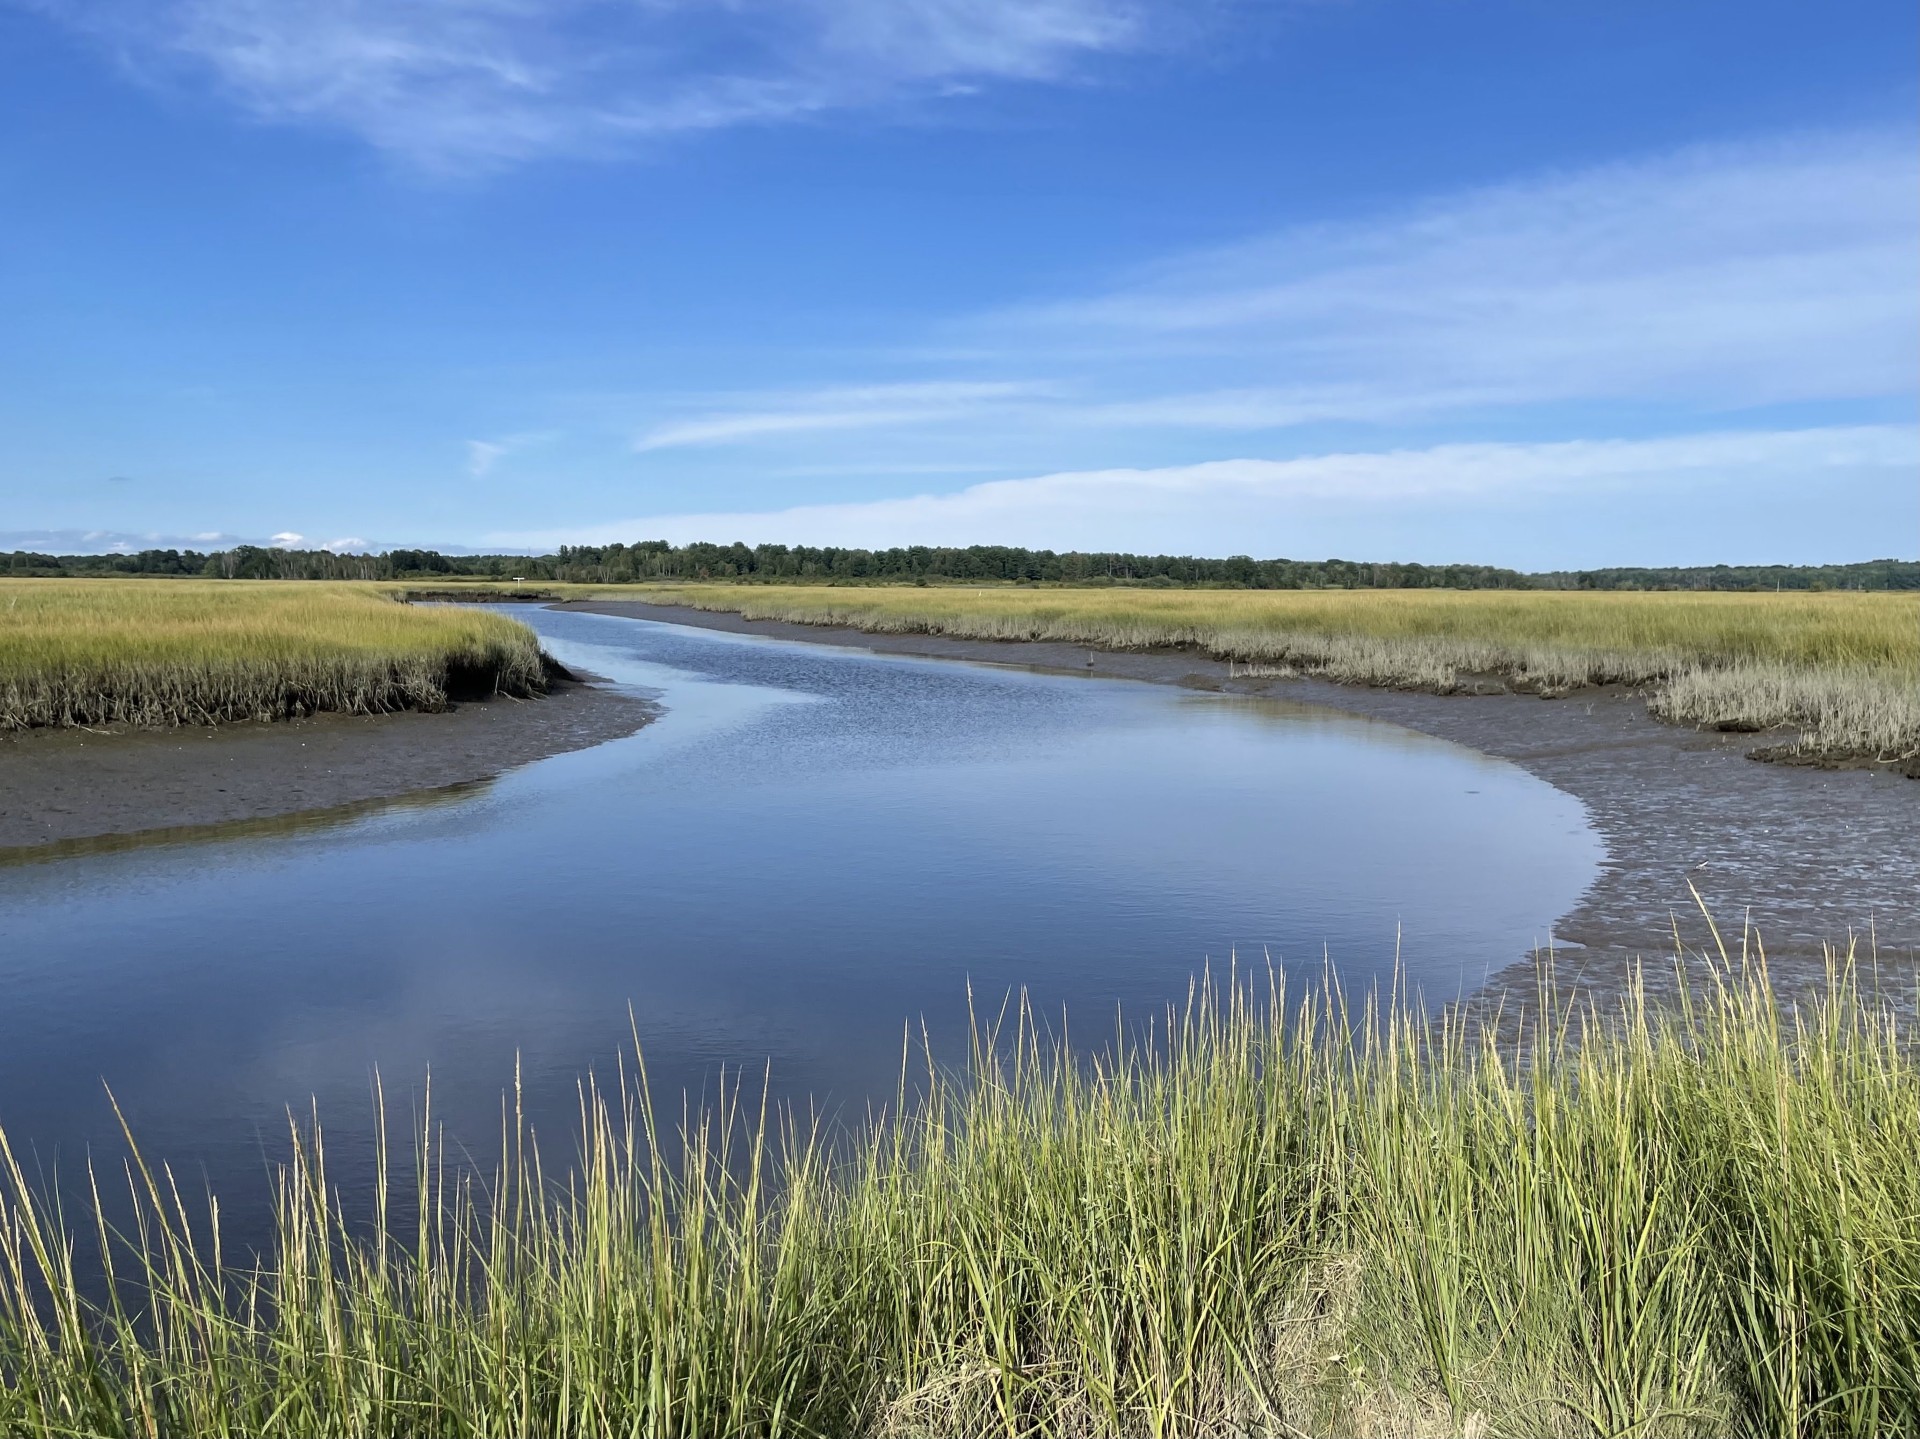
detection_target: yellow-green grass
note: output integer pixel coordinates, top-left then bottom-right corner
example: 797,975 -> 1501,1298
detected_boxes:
611,585 -> 1920,763
0,580 -> 546,730
0,936 -> 1912,1436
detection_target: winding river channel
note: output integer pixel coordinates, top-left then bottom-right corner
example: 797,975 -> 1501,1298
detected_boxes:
1,607 -> 1602,1227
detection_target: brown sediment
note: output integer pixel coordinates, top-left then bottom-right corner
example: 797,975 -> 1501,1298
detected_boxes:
1749,741 -> 1920,779
563,600 -> 1920,1003
0,674 -> 655,853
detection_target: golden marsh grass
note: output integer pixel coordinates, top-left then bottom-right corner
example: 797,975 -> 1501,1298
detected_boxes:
0,580 -> 547,730
618,586 -> 1920,762
0,937 -> 1912,1436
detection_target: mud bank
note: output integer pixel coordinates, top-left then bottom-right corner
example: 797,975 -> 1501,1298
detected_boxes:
0,676 -> 655,852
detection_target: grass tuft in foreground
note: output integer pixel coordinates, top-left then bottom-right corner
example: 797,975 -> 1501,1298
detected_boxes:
0,581 -> 548,730
1,938 -> 1914,1436
622,585 -> 1920,766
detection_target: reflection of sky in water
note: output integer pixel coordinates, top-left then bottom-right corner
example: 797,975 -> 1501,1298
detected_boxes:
0,608 -> 1600,1234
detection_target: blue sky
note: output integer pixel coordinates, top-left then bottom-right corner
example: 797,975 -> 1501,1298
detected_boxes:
1,0 -> 1915,566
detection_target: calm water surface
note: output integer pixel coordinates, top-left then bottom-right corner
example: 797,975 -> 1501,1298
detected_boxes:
1,608 -> 1601,1222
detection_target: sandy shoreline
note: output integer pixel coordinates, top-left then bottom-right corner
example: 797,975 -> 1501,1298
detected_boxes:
563,599 -> 1920,998
0,675 -> 656,854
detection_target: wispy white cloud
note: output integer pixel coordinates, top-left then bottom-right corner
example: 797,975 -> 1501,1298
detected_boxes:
1048,383 -> 1526,432
634,129 -> 1916,460
634,380 -> 1049,451
466,430 -> 557,475
30,0 -> 1156,169
493,424 -> 1920,554
268,530 -> 305,548
769,461 -> 1012,477
557,130 -> 1919,564
466,440 -> 508,477
980,129 -> 1919,413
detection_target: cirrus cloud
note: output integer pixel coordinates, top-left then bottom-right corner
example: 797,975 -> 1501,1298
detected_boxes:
619,129 -> 1919,467
634,380 -> 1054,451
493,424 -> 1920,561
24,0 -> 1160,169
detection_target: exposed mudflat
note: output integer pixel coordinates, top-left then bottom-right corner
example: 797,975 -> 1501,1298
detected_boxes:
564,600 -> 1920,1003
0,677 -> 655,853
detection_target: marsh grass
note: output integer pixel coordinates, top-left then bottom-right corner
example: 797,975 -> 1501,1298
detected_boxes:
0,582 -> 547,730
619,586 -> 1920,764
1,936 -> 1913,1437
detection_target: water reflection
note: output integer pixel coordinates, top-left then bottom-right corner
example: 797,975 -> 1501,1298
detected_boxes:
0,780 -> 485,870
0,608 -> 1601,1239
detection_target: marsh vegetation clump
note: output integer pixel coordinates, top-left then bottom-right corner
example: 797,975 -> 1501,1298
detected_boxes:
0,581 -> 548,730
628,585 -> 1920,766
0,938 -> 1912,1437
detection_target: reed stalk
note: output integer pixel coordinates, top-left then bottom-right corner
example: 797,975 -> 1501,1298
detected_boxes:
0,935 -> 1911,1436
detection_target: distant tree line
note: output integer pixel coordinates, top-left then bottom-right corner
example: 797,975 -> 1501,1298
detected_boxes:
1530,560 -> 1920,591
6,543 -> 1916,591
2,546 -> 450,581
538,542 -> 1543,589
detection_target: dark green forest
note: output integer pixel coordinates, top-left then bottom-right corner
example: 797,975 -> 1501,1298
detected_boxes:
5,542 -> 1915,591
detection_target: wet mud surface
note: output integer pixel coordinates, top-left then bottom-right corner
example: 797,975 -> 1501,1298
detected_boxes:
0,678 -> 655,852
565,601 -> 1920,1004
